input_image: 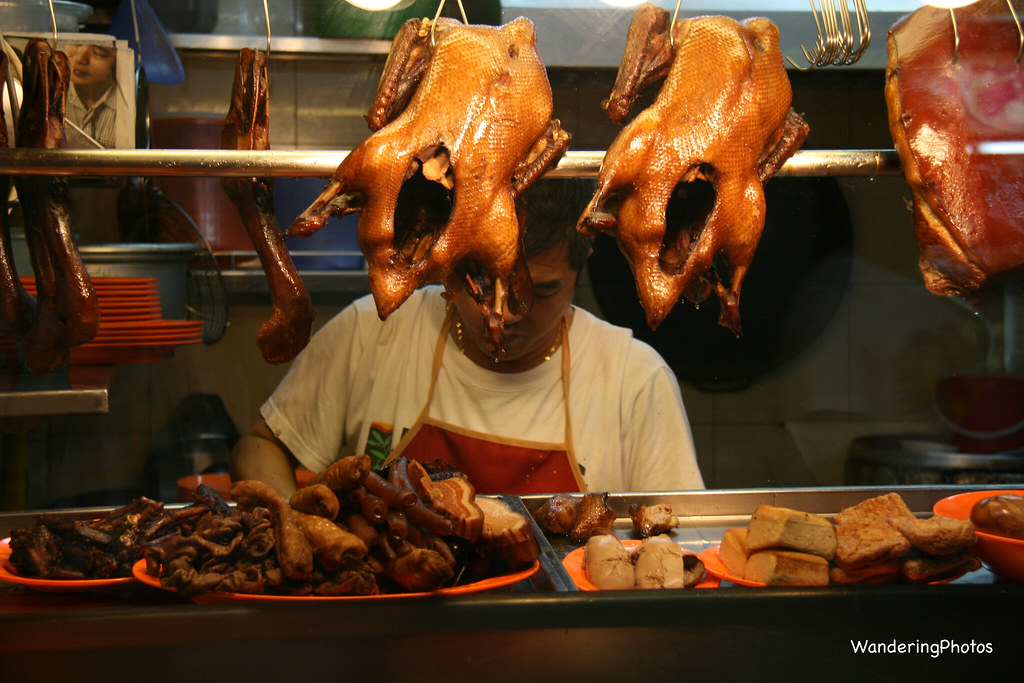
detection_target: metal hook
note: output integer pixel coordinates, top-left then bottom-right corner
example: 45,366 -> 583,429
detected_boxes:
786,0 -> 871,71
46,0 -> 58,50
950,8 -> 961,63
669,0 -> 683,49
1007,0 -> 1023,63
430,0 -> 468,47
263,0 -> 272,55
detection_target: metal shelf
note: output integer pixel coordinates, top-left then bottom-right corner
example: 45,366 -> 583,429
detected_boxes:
0,148 -> 902,178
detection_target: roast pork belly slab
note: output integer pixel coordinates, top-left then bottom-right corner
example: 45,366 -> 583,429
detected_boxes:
885,0 -> 1024,302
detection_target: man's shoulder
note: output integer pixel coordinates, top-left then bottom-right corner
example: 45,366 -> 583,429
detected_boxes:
571,307 -> 668,371
333,286 -> 445,334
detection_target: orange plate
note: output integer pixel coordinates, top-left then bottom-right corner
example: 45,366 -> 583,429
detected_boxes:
0,539 -> 136,592
698,545 -> 767,587
562,539 -> 720,590
133,559 -> 540,603
933,489 -> 1024,522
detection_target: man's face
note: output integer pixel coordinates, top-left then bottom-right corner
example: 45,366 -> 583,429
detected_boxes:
69,45 -> 116,87
453,241 -> 578,371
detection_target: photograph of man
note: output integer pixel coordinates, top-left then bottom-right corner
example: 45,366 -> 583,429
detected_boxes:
65,42 -> 118,149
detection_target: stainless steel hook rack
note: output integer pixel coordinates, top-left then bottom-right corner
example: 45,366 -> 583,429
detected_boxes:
0,148 -> 902,178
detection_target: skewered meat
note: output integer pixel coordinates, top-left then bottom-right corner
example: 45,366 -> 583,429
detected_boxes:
14,39 -> 99,374
221,48 -> 313,364
289,17 -> 570,351
578,4 -> 808,334
884,0 -> 1024,302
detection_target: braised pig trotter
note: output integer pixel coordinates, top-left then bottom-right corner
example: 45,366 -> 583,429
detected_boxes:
15,39 -> 100,374
578,5 -> 808,335
289,17 -> 570,352
221,48 -> 313,364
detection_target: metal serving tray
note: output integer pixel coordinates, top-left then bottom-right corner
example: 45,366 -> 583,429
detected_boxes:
519,484 -> 1017,587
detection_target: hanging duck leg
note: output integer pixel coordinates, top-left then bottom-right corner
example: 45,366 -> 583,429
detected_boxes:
15,39 -> 100,375
0,52 -> 37,342
221,48 -> 313,364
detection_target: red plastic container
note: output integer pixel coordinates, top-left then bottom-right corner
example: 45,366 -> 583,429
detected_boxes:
935,376 -> 1024,453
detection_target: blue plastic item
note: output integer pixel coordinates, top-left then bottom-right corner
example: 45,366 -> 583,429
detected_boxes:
108,0 -> 186,85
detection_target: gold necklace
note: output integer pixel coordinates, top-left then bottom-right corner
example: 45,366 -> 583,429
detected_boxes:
453,319 -> 558,363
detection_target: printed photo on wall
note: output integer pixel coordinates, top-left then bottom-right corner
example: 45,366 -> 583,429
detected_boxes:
60,35 -> 135,150
4,33 -> 136,149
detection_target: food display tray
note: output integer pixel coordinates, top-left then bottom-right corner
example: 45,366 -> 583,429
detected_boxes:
521,484 -> 1012,587
2,485 -> 1022,681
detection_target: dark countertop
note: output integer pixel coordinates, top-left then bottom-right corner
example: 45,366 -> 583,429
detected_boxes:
2,485 -> 1020,680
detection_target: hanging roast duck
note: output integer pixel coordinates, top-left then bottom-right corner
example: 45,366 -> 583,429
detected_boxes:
288,16 -> 570,350
577,4 -> 809,335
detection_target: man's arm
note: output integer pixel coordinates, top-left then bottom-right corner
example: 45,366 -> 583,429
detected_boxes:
229,416 -> 301,497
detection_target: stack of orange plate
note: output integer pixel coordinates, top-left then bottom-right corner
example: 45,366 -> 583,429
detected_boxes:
0,277 -> 204,366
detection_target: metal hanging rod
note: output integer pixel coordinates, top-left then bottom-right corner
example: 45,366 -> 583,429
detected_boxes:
0,148 -> 902,178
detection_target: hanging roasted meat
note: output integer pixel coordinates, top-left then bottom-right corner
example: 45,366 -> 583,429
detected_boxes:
221,48 -> 313,364
288,17 -> 570,350
14,39 -> 99,375
1,52 -> 37,342
885,0 -> 1024,303
578,4 -> 809,335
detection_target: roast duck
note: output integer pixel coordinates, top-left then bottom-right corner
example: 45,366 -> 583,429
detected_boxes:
0,39 -> 99,375
221,48 -> 314,364
577,4 -> 809,335
885,0 -> 1024,304
288,17 -> 570,350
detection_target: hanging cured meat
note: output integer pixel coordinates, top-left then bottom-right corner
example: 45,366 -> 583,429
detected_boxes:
221,48 -> 313,364
578,4 -> 809,335
1,52 -> 37,343
13,39 -> 100,375
288,17 -> 570,350
885,0 -> 1024,303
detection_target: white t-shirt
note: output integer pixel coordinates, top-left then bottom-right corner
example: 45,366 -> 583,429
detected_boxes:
262,286 -> 704,492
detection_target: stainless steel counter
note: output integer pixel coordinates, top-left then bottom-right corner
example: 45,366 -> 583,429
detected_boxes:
2,485 -> 1020,680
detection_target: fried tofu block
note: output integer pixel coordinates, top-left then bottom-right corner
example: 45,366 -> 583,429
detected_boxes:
744,549 -> 829,586
835,492 -> 914,525
888,515 -> 977,555
745,505 -> 837,559
900,550 -> 981,584
828,560 -> 901,585
835,514 -> 911,570
719,527 -> 751,578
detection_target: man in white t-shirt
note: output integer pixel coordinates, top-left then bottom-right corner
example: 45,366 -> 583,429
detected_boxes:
230,179 -> 704,496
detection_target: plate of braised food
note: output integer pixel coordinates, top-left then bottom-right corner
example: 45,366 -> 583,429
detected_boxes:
934,489 -> 1024,582
134,456 -> 543,601
0,495 -> 211,592
702,493 -> 981,586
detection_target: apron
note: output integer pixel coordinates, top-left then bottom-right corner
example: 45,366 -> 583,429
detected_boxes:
384,311 -> 586,495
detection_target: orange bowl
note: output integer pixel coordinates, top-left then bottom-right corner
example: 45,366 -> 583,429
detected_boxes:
176,469 -> 316,503
933,489 -> 1024,582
